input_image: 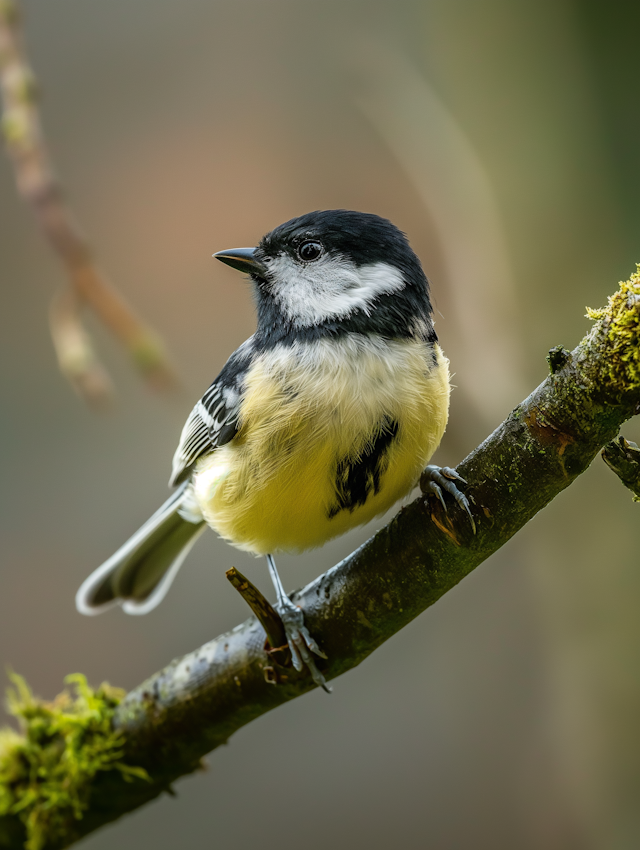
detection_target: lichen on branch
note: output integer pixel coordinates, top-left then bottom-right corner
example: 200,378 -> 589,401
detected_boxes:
0,674 -> 147,850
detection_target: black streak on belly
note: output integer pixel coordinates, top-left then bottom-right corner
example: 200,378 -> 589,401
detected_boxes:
328,417 -> 399,518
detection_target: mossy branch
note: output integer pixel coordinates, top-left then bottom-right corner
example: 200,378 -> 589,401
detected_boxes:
4,267 -> 640,848
0,675 -> 148,850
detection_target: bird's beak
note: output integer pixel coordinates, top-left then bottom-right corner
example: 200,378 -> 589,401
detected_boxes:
213,247 -> 267,277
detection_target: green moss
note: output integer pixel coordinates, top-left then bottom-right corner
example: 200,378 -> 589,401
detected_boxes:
0,673 -> 148,850
586,266 -> 640,392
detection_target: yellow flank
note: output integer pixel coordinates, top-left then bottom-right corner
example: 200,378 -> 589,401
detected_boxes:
192,335 -> 450,555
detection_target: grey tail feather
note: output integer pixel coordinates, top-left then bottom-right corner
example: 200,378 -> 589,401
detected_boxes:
76,482 -> 206,617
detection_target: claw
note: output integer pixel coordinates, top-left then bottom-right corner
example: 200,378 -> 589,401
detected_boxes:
277,597 -> 331,693
421,465 -> 476,534
424,480 -> 446,511
440,466 -> 467,485
299,627 -> 328,660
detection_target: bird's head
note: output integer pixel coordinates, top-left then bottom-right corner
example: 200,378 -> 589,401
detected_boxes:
215,210 -> 435,343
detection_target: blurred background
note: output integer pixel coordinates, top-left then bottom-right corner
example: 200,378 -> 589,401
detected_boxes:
2,0 -> 640,847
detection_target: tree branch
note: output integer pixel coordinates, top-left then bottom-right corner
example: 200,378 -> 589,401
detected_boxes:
601,436 -> 640,498
0,0 -> 178,407
3,269 -> 640,848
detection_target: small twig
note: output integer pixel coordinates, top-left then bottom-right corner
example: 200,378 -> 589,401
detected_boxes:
225,568 -> 289,668
0,0 -> 178,405
49,287 -> 115,408
602,436 -> 640,499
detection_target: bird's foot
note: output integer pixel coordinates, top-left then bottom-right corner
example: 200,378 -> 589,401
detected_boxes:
277,596 -> 331,693
420,465 -> 476,534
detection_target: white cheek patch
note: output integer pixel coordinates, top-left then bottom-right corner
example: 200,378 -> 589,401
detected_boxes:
266,254 -> 406,326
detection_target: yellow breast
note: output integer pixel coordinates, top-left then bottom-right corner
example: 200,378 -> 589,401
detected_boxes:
192,336 -> 450,555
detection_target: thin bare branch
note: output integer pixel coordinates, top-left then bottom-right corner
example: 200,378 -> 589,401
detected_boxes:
0,0 -> 178,405
49,287 -> 115,409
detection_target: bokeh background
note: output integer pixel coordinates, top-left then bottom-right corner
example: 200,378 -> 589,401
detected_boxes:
2,1 -> 640,847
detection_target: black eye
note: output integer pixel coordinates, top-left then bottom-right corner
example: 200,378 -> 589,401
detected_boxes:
298,240 -> 323,262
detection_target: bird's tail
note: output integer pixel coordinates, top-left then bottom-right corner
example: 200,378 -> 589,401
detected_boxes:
76,483 -> 206,616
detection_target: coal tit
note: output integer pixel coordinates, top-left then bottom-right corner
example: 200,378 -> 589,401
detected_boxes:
76,210 -> 473,691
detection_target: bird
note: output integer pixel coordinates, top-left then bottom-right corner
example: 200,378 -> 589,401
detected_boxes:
75,209 -> 474,692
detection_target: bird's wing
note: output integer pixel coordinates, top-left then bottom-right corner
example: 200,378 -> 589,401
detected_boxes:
169,338 -> 254,486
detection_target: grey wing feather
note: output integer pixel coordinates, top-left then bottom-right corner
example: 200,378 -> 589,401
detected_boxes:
169,339 -> 253,486
75,480 -> 206,616
169,390 -> 239,485
76,339 -> 253,619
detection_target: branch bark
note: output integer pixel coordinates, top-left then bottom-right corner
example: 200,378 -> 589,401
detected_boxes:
601,435 -> 640,498
3,271 -> 640,848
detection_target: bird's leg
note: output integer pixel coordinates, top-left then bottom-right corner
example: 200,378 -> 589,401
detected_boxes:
266,554 -> 331,693
420,465 -> 476,534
